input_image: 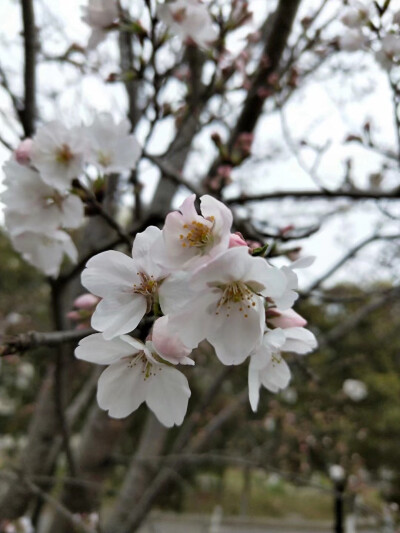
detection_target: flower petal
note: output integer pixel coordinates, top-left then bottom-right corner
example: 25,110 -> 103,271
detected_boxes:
145,365 -> 191,427
97,360 -> 147,418
91,294 -> 147,339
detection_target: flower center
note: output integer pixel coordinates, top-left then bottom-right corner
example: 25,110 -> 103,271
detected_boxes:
56,144 -> 74,165
126,351 -> 158,380
97,150 -> 113,167
180,216 -> 215,250
214,281 -> 257,318
133,272 -> 158,313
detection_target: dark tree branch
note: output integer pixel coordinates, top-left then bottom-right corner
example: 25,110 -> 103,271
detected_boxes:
226,188 -> 400,205
21,0 -> 37,137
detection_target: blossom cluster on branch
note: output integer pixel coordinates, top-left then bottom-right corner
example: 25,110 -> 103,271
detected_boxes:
1,113 -> 140,276
75,194 -> 317,427
338,0 -> 400,70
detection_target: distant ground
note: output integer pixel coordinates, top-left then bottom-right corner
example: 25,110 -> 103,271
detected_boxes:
138,512 -> 378,533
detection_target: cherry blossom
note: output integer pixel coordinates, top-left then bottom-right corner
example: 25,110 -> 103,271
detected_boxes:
11,230 -> 78,277
339,29 -> 366,52
248,326 -> 317,411
341,3 -> 370,28
155,194 -> 233,270
85,113 -> 141,174
31,121 -> 86,192
157,0 -> 218,49
2,160 -> 84,236
82,0 -> 119,50
164,246 -> 287,365
82,226 -> 168,339
267,308 -> 307,329
75,333 -> 191,426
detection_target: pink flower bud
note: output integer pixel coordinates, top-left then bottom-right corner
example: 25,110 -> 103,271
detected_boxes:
15,139 -> 33,165
229,232 -> 248,248
73,293 -> 99,310
151,316 -> 193,366
67,311 -> 81,321
268,309 -> 307,329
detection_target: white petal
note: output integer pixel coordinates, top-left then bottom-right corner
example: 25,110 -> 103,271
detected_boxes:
82,251 -> 139,297
248,363 -> 261,412
207,302 -> 264,365
282,327 -> 317,354
91,295 -> 147,339
75,333 -> 141,365
260,357 -> 291,392
145,365 -> 191,427
97,361 -> 147,418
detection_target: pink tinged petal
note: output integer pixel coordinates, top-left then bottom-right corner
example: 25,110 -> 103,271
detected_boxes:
269,309 -> 307,329
91,295 -> 147,339
15,139 -> 33,165
97,360 -> 147,418
260,357 -> 291,393
178,194 -> 197,220
75,333 -> 141,365
200,194 -> 232,243
282,327 -> 317,354
82,250 -> 139,298
145,365 -> 191,427
152,316 -> 194,365
207,301 -> 264,365
229,233 -> 248,248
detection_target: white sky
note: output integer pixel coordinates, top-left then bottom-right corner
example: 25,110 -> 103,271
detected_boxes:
0,0 -> 399,291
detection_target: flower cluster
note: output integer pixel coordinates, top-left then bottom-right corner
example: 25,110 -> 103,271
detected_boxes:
338,1 -> 400,70
82,0 -> 218,50
0,113 -> 140,276
75,195 -> 317,427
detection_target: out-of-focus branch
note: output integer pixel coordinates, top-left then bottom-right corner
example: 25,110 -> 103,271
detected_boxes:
302,233 -> 400,297
21,0 -> 37,137
226,188 -> 400,205
0,328 -> 93,357
229,0 -> 302,144
144,152 -> 204,196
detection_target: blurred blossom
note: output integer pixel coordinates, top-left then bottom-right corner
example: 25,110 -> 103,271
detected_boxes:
16,362 -> 35,390
329,464 -> 346,481
82,0 -> 119,50
339,29 -> 366,52
343,379 -> 368,401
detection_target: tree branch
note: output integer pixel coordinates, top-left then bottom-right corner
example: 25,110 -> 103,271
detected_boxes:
21,0 -> 37,137
0,328 -> 93,357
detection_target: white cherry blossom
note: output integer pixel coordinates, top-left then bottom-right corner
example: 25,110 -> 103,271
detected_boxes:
75,333 -> 191,426
155,194 -> 233,270
85,113 -> 141,174
164,247 -> 287,365
339,29 -> 366,52
82,226 -> 168,339
157,0 -> 218,48
31,121 -> 86,192
82,0 -> 119,50
248,326 -> 317,411
2,160 -> 84,236
11,230 -> 78,277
